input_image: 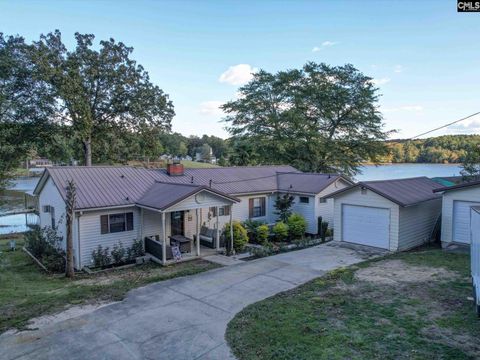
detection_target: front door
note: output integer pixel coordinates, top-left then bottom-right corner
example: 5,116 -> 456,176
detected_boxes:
170,211 -> 185,236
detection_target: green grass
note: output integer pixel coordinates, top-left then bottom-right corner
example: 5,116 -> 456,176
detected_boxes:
226,247 -> 479,360
180,160 -> 220,168
0,236 -> 219,333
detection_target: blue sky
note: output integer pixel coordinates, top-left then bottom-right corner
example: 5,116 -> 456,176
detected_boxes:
1,0 -> 479,139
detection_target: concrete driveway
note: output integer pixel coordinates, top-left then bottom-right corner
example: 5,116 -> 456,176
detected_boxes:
0,242 -> 385,360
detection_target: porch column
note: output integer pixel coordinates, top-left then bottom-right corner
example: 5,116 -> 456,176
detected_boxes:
215,206 -> 220,250
161,212 -> 166,265
140,208 -> 144,243
229,205 -> 234,255
196,208 -> 200,256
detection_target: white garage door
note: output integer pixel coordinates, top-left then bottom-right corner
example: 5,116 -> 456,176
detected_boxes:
453,201 -> 480,244
342,204 -> 390,249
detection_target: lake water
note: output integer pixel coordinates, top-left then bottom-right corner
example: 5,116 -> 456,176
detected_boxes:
0,164 -> 463,235
356,163 -> 462,181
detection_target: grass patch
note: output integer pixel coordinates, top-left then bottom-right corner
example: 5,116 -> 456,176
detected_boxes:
0,236 -> 219,333
226,247 -> 480,359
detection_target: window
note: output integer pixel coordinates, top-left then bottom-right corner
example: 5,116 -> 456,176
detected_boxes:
299,196 -> 310,204
51,207 -> 56,228
100,212 -> 134,234
249,197 -> 266,218
209,205 -> 231,217
319,198 -> 327,204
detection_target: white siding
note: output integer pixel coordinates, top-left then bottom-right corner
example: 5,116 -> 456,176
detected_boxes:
315,179 -> 351,233
231,194 -> 272,224
398,199 -> 442,251
165,191 -> 234,212
440,186 -> 480,245
290,195 -> 316,234
78,207 -> 140,268
38,177 -> 67,250
333,187 -> 400,252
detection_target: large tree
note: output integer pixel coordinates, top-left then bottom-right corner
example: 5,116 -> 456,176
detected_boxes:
0,33 -> 55,188
222,62 -> 390,176
31,31 -> 174,165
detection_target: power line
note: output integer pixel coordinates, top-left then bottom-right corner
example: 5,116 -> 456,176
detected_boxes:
409,111 -> 480,140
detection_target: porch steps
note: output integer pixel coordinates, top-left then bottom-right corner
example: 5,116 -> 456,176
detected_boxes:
203,254 -> 245,266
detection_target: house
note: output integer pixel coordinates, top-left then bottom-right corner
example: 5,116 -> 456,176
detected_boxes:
327,177 -> 443,251
433,179 -> 480,247
33,164 -> 352,269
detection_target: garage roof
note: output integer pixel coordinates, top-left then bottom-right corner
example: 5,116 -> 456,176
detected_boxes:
327,177 -> 443,207
433,179 -> 480,193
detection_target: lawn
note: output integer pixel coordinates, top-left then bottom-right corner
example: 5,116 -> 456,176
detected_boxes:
0,236 -> 219,333
226,247 -> 479,360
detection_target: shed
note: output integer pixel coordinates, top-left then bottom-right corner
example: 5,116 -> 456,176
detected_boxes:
327,177 -> 443,251
433,179 -> 480,247
471,206 -> 480,315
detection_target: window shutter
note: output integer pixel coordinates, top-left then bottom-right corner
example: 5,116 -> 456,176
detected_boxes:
261,197 -> 266,216
224,205 -> 231,216
210,207 -> 217,217
100,215 -> 109,234
126,212 -> 134,231
249,199 -> 254,218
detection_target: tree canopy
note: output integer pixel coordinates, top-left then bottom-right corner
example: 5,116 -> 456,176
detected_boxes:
30,30 -> 174,165
222,62 -> 390,176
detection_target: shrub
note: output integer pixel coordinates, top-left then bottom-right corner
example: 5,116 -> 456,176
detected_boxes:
243,219 -> 263,243
287,213 -> 307,239
272,222 -> 289,242
111,242 -> 126,264
91,245 -> 111,268
224,221 -> 249,253
25,226 -> 66,272
256,224 -> 269,244
127,238 -> 145,260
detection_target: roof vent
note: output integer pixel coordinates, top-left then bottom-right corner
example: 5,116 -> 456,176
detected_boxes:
191,176 -> 194,184
167,161 -> 184,176
120,174 -> 125,178
126,196 -> 129,201
209,179 -> 212,188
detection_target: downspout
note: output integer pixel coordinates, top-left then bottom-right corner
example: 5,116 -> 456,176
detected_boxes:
77,212 -> 82,269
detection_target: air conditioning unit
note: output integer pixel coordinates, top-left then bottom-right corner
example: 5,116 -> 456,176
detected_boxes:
43,205 -> 51,213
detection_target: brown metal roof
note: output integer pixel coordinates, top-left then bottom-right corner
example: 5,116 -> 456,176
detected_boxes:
433,178 -> 480,193
276,172 -> 352,194
136,182 -> 239,211
327,177 -> 443,207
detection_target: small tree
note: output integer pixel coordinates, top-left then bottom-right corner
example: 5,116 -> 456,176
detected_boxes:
461,145 -> 480,181
65,179 -> 76,278
224,221 -> 248,254
274,193 -> 295,222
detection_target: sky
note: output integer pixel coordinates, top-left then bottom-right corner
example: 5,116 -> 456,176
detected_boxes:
1,0 -> 479,139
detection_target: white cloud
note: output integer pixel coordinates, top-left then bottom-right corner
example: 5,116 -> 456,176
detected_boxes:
219,64 -> 257,85
312,41 -> 337,52
394,65 -> 404,73
321,41 -> 336,47
382,105 -> 423,113
199,101 -> 224,116
446,117 -> 480,134
370,77 -> 391,85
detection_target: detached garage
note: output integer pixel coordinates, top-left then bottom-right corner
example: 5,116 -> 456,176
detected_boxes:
328,177 -> 443,252
433,180 -> 480,247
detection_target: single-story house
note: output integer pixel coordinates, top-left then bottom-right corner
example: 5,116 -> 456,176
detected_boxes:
327,177 -> 443,251
34,164 -> 352,269
433,179 -> 480,247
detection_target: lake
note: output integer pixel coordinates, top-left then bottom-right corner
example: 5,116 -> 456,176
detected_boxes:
356,163 -> 462,181
0,164 -> 463,235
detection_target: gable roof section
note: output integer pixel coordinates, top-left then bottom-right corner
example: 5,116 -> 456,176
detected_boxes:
327,177 -> 443,207
433,179 -> 480,193
136,182 -> 239,211
276,172 -> 353,194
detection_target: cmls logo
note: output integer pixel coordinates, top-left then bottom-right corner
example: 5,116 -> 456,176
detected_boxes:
458,1 -> 480,12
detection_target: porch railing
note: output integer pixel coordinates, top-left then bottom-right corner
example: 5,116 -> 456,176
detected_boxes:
144,236 -> 163,260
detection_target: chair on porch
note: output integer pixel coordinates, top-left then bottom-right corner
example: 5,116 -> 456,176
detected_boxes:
198,226 -> 225,249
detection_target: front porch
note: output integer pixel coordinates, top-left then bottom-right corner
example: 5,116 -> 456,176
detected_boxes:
136,183 -> 239,265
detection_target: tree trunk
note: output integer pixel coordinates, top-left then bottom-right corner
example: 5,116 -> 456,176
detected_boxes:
65,180 -> 76,278
83,138 -> 92,166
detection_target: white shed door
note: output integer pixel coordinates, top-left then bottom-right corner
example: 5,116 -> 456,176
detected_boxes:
453,201 -> 480,244
342,205 -> 390,249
